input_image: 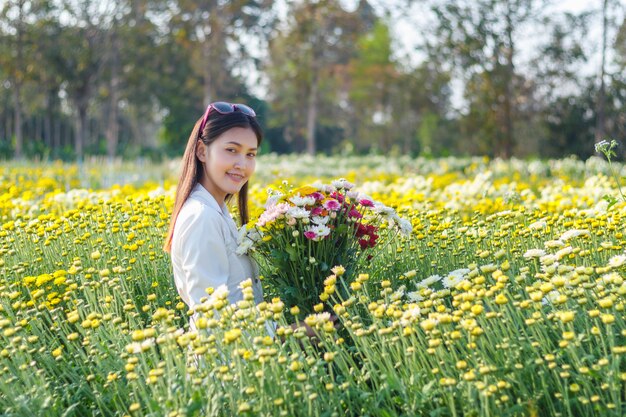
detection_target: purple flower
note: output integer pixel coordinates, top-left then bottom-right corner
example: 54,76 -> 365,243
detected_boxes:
311,207 -> 324,216
359,199 -> 374,207
310,192 -> 325,201
304,230 -> 317,240
348,208 -> 363,219
323,199 -> 341,211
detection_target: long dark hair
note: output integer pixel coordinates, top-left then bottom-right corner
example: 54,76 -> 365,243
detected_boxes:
163,109 -> 263,252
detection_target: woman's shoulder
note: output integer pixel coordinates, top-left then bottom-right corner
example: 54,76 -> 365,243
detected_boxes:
178,196 -> 221,226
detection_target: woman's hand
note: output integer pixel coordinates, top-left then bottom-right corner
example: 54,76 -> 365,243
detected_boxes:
288,314 -> 341,345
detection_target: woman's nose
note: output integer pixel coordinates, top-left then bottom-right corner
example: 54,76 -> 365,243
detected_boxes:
234,155 -> 246,169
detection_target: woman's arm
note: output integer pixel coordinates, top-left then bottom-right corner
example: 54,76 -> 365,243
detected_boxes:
177,205 -> 230,310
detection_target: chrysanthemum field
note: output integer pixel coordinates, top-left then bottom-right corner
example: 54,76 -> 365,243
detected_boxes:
1,155 -> 625,417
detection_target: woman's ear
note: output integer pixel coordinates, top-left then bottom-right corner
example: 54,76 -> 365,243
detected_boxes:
196,140 -> 207,162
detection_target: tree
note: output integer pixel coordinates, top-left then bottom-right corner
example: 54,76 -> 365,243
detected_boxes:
431,0 -> 548,158
0,0 -> 33,159
266,0 -> 369,154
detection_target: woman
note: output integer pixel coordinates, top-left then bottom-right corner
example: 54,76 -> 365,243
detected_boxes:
164,101 -> 264,331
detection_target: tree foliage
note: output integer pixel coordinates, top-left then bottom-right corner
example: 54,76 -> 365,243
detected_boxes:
0,0 -> 623,160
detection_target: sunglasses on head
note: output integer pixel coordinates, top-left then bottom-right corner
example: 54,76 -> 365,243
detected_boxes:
198,101 -> 257,134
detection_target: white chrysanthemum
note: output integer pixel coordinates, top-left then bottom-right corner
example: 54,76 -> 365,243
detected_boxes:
213,284 -> 230,300
559,229 -> 590,241
449,268 -> 470,278
417,274 -> 442,288
287,207 -> 310,219
313,224 -> 331,237
442,273 -> 465,289
539,254 -> 557,266
264,194 -> 283,208
528,220 -> 547,230
523,249 -> 546,259
556,246 -> 573,260
372,202 -> 395,216
600,272 -> 621,285
397,217 -> 413,236
407,291 -> 424,302
306,224 -> 331,241
544,239 -> 565,249
608,254 -> 626,268
125,338 -> 155,354
542,290 -> 561,305
331,178 -> 355,190
235,239 -> 254,255
289,195 -> 316,207
312,182 -> 336,193
391,285 -> 406,302
311,215 -> 330,225
400,305 -> 421,326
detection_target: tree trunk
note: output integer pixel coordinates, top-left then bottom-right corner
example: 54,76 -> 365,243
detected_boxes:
502,0 -> 515,159
306,71 -> 319,155
106,31 -> 120,161
202,34 -> 214,106
595,0 -> 608,144
12,83 -> 23,159
74,102 -> 87,162
44,92 -> 52,150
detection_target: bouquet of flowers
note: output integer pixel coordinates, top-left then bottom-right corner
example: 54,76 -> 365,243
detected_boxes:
237,178 -> 412,316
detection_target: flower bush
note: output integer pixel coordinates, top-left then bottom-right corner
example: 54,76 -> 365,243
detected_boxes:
238,179 -> 412,316
0,156 -> 625,417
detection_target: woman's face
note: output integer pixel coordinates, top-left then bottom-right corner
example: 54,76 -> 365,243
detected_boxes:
196,127 -> 258,203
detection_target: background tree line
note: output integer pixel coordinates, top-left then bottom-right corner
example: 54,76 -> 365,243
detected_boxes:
0,0 -> 624,161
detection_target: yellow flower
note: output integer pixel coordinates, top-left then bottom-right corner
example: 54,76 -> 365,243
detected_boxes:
52,347 -> 63,358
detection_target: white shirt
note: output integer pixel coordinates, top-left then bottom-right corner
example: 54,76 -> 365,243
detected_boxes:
171,183 -> 264,328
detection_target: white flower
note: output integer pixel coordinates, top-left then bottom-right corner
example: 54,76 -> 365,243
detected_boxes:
559,229 -> 590,241
400,304 -> 421,326
542,290 -> 561,305
407,291 -> 424,302
331,178 -> 354,190
608,254 -> 626,268
391,285 -> 406,302
305,224 -> 331,241
372,202 -> 395,216
442,272 -> 465,289
544,239 -> 565,249
523,249 -> 546,259
312,182 -> 336,193
311,215 -> 330,225
289,195 -> 316,207
539,254 -> 557,266
125,338 -> 155,354
555,246 -> 573,260
417,274 -> 442,288
264,193 -> 283,208
236,239 -> 253,255
287,206 -> 310,219
213,284 -> 230,300
397,217 -> 413,236
528,220 -> 547,230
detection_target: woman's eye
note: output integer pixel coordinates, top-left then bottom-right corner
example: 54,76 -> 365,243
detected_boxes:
248,153 -> 257,158
226,148 -> 236,153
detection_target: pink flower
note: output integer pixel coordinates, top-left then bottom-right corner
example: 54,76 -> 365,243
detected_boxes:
323,199 -> 341,211
304,230 -> 317,240
359,199 -> 374,207
257,202 -> 290,226
330,192 -> 345,203
348,208 -> 363,219
310,192 -> 325,201
311,207 -> 324,216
